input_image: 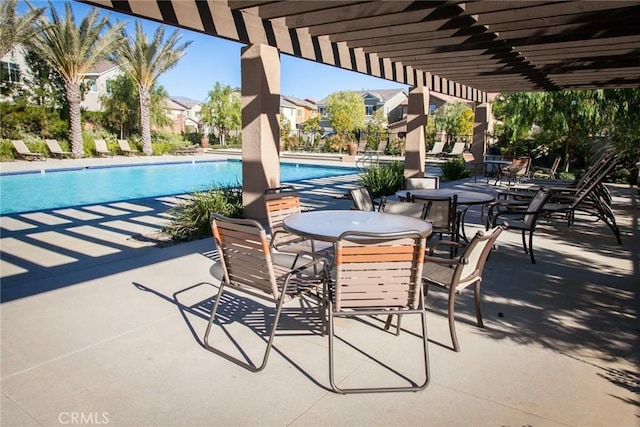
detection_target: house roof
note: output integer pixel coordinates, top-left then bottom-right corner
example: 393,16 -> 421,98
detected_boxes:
282,95 -> 318,110
317,88 -> 406,105
163,99 -> 187,111
280,96 -> 297,109
85,59 -> 119,76
81,1 -> 640,102
171,96 -> 202,108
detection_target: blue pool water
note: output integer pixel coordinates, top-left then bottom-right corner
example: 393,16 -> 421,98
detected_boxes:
0,160 -> 357,215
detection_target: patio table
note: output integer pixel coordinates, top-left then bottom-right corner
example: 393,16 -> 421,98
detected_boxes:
283,210 -> 432,243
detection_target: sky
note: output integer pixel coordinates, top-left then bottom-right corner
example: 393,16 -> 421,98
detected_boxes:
23,1 -> 410,103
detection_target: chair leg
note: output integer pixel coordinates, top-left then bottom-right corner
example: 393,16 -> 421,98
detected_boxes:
448,291 -> 460,352
529,231 -> 536,264
203,283 -> 287,372
521,230 -> 529,254
474,281 -> 484,328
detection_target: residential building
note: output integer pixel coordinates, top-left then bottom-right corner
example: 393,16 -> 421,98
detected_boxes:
170,96 -> 203,133
80,59 -> 123,111
1,46 -> 29,95
279,96 -> 297,136
281,95 -> 318,127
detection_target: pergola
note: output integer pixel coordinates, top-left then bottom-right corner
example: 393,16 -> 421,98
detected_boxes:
81,1 -> 640,218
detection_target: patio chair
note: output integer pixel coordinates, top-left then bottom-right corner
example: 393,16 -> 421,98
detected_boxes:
413,194 -> 458,242
45,139 -> 73,159
486,188 -> 551,264
11,140 -> 46,161
379,196 -> 429,219
349,186 -> 378,211
404,176 -> 440,190
263,186 -> 331,263
117,139 -> 141,156
501,156 -> 532,186
205,214 -> 328,372
328,229 -> 430,393
426,141 -> 445,157
93,139 -> 113,157
421,226 -> 504,352
531,156 -> 561,180
444,142 -> 466,158
462,152 -> 484,183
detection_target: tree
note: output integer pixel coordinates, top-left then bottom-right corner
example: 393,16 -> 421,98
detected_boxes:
100,73 -> 138,138
200,82 -> 241,146
434,101 -> 473,144
325,91 -> 365,139
366,108 -> 388,148
301,115 -> 322,146
29,2 -> 124,157
0,0 -> 44,58
115,20 -> 191,155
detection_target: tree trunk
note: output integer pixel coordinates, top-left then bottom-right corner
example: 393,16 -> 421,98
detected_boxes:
139,88 -> 152,155
564,122 -> 575,173
66,81 -> 83,158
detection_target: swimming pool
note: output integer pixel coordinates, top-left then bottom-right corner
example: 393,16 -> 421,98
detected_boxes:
0,160 -> 357,215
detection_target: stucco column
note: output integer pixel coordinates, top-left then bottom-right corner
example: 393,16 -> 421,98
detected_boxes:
241,44 -> 281,220
404,86 -> 429,178
472,102 -> 492,160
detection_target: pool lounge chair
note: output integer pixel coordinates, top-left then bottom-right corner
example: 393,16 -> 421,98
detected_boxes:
444,142 -> 466,157
117,139 -> 141,156
426,141 -> 445,157
11,140 -> 46,161
93,139 -> 113,157
45,139 -> 73,159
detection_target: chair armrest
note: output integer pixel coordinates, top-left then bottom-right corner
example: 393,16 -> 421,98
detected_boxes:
424,254 -> 467,266
427,240 -> 462,255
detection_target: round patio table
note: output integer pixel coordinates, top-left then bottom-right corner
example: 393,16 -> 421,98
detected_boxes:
283,210 -> 432,243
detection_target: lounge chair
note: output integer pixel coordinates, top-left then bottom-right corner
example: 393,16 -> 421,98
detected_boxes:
531,156 -> 561,180
11,140 -> 46,161
45,139 -> 73,159
117,139 -> 141,156
443,142 -> 466,157
93,139 -> 113,157
421,226 -> 504,352
328,229 -> 430,393
501,156 -> 531,186
205,214 -> 327,372
426,141 -> 445,157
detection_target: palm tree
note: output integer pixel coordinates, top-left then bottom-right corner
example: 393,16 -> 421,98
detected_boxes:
29,2 -> 124,158
116,21 -> 191,155
0,0 -> 45,58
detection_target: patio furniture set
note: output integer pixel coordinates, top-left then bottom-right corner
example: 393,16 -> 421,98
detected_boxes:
199,149 -> 621,394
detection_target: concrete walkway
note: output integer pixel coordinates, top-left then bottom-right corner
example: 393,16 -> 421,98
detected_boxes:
1,153 -> 638,426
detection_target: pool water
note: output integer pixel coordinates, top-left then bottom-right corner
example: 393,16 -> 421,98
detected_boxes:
0,160 -> 357,215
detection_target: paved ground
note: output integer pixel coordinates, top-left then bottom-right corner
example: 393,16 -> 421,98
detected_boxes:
1,152 -> 638,426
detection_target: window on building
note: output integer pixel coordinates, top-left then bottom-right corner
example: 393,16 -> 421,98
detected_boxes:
297,109 -> 302,117
365,105 -> 374,116
87,78 -> 98,93
429,104 -> 437,115
0,61 -> 21,83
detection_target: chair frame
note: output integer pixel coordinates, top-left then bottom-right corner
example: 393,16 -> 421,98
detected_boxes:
349,186 -> 378,211
444,142 -> 466,157
117,139 -> 141,156
379,196 -> 429,219
328,230 -> 430,393
426,141 -> 445,157
404,176 -> 440,190
93,139 -> 114,157
205,214 -> 328,372
11,140 -> 46,161
422,226 -> 504,352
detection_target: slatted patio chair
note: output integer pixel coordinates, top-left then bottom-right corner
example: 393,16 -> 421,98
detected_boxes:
117,139 -> 141,156
45,139 -> 73,159
328,229 -> 430,393
11,140 -> 46,161
93,139 -> 113,157
205,214 -> 328,372
422,226 -> 504,352
263,186 -> 331,263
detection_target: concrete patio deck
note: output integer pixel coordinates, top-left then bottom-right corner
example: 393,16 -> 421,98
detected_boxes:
1,153 -> 638,426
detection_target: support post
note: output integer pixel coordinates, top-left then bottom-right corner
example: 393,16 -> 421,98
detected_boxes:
404,86 -> 429,179
241,44 -> 281,220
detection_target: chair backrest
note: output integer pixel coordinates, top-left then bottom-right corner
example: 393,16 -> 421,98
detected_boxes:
263,185 -> 303,242
118,139 -> 132,151
316,139 -> 326,151
357,141 -> 367,153
428,141 -> 445,154
404,176 -> 440,190
548,156 -> 561,178
522,188 -> 552,228
414,194 -> 458,234
349,187 -> 376,211
11,140 -> 31,154
484,154 -> 504,175
509,157 -> 531,177
333,230 -> 427,311
379,197 -> 428,219
453,226 -> 504,290
448,142 -> 465,155
376,141 -> 387,153
94,139 -> 109,152
211,214 -> 280,298
45,139 -> 63,153
462,152 -> 476,164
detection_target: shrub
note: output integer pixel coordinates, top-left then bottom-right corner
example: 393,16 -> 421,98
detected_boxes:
162,183 -> 243,242
386,137 -> 405,156
324,134 -> 350,153
359,161 -> 404,198
441,157 -> 470,181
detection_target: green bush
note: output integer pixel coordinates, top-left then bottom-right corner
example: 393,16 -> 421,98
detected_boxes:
162,183 -> 243,242
386,137 -> 405,156
441,157 -> 470,181
359,161 -> 404,198
0,139 -> 15,160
